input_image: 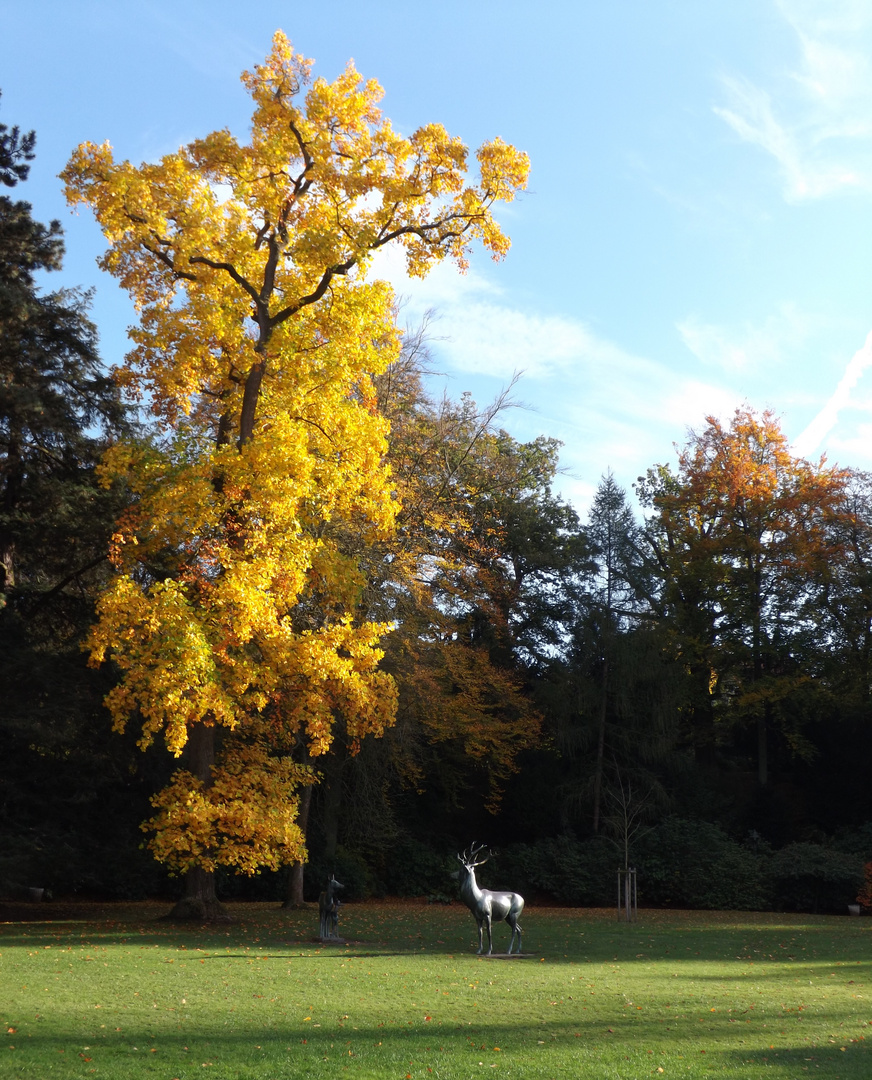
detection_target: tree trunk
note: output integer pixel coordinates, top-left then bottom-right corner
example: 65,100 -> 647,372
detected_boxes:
0,431 -> 22,598
283,783 -> 313,908
0,534 -> 13,598
689,659 -> 718,770
164,721 -> 232,921
321,749 -> 347,865
164,864 -> 231,922
592,656 -> 609,834
757,710 -> 768,787
238,357 -> 267,447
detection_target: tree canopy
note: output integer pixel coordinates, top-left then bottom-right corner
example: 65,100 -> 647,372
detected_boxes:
59,34 -> 529,914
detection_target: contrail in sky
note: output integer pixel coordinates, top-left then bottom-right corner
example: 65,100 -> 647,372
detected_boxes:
793,329 -> 872,460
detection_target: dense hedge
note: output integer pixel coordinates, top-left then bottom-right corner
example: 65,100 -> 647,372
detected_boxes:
634,818 -> 769,910
490,819 -> 865,914
768,843 -> 864,913
4,817 -> 867,913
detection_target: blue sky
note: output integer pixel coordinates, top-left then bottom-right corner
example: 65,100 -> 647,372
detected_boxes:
4,0 -> 872,513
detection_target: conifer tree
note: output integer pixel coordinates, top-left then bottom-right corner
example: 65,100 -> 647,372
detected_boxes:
0,95 -> 131,892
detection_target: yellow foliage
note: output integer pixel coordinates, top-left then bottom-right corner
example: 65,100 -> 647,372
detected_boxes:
65,32 -> 525,875
145,747 -> 314,874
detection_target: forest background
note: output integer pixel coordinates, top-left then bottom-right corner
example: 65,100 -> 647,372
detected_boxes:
4,9 -> 872,919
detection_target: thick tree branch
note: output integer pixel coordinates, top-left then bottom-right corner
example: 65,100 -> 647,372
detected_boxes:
141,241 -> 199,283
270,257 -> 357,329
188,255 -> 262,306
373,210 -> 483,250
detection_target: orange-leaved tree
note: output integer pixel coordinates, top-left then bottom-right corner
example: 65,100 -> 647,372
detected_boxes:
378,368 -> 583,815
639,407 -> 848,786
61,32 -> 528,917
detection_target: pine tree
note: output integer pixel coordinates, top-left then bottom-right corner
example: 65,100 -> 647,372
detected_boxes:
0,96 -> 133,894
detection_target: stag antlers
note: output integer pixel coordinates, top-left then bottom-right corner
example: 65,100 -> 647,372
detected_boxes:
457,842 -> 490,868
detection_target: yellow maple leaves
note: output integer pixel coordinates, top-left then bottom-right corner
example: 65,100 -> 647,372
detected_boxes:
65,31 -> 527,875
146,746 -> 313,874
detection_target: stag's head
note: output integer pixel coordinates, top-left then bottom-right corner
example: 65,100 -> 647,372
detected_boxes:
456,842 -> 489,876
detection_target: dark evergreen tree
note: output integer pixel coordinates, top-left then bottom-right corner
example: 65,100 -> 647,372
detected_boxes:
549,473 -> 681,842
0,91 -> 35,188
0,99 -> 145,899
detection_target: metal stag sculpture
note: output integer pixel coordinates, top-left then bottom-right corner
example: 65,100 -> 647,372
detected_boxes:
456,843 -> 524,955
318,874 -> 344,940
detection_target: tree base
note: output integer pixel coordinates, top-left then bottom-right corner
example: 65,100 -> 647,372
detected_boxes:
281,900 -> 311,910
161,897 -> 234,922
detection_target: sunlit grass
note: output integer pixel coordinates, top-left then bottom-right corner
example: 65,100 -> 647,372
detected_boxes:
2,901 -> 871,1077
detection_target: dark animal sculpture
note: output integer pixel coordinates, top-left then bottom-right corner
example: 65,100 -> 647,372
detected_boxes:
318,873 -> 344,939
456,843 -> 524,955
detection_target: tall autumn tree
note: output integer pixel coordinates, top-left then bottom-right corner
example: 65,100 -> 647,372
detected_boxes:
382,407 -> 577,815
302,345 -> 569,883
638,407 -> 848,787
61,33 -> 528,917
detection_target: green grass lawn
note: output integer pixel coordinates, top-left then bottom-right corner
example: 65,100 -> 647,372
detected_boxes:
1,900 -> 870,1078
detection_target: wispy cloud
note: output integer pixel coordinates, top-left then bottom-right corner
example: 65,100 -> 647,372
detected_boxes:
369,247 -> 743,509
677,303 -> 824,373
371,245 -> 589,379
714,0 -> 872,201
793,328 -> 872,459
137,1 -> 262,80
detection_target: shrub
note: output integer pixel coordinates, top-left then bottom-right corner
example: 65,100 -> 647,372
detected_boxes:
636,818 -> 769,910
832,822 -> 872,860
497,836 -> 616,906
858,862 -> 872,910
305,846 -> 375,902
377,838 -> 456,899
768,843 -> 863,913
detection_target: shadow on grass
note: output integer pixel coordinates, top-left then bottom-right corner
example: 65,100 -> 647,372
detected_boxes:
6,1017 -> 870,1071
2,903 -> 869,966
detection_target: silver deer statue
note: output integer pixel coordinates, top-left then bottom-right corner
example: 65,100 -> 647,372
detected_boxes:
456,843 -> 524,955
318,873 -> 344,940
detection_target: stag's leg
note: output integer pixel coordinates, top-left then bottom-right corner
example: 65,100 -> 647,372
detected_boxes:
485,916 -> 494,956
476,919 -> 484,955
